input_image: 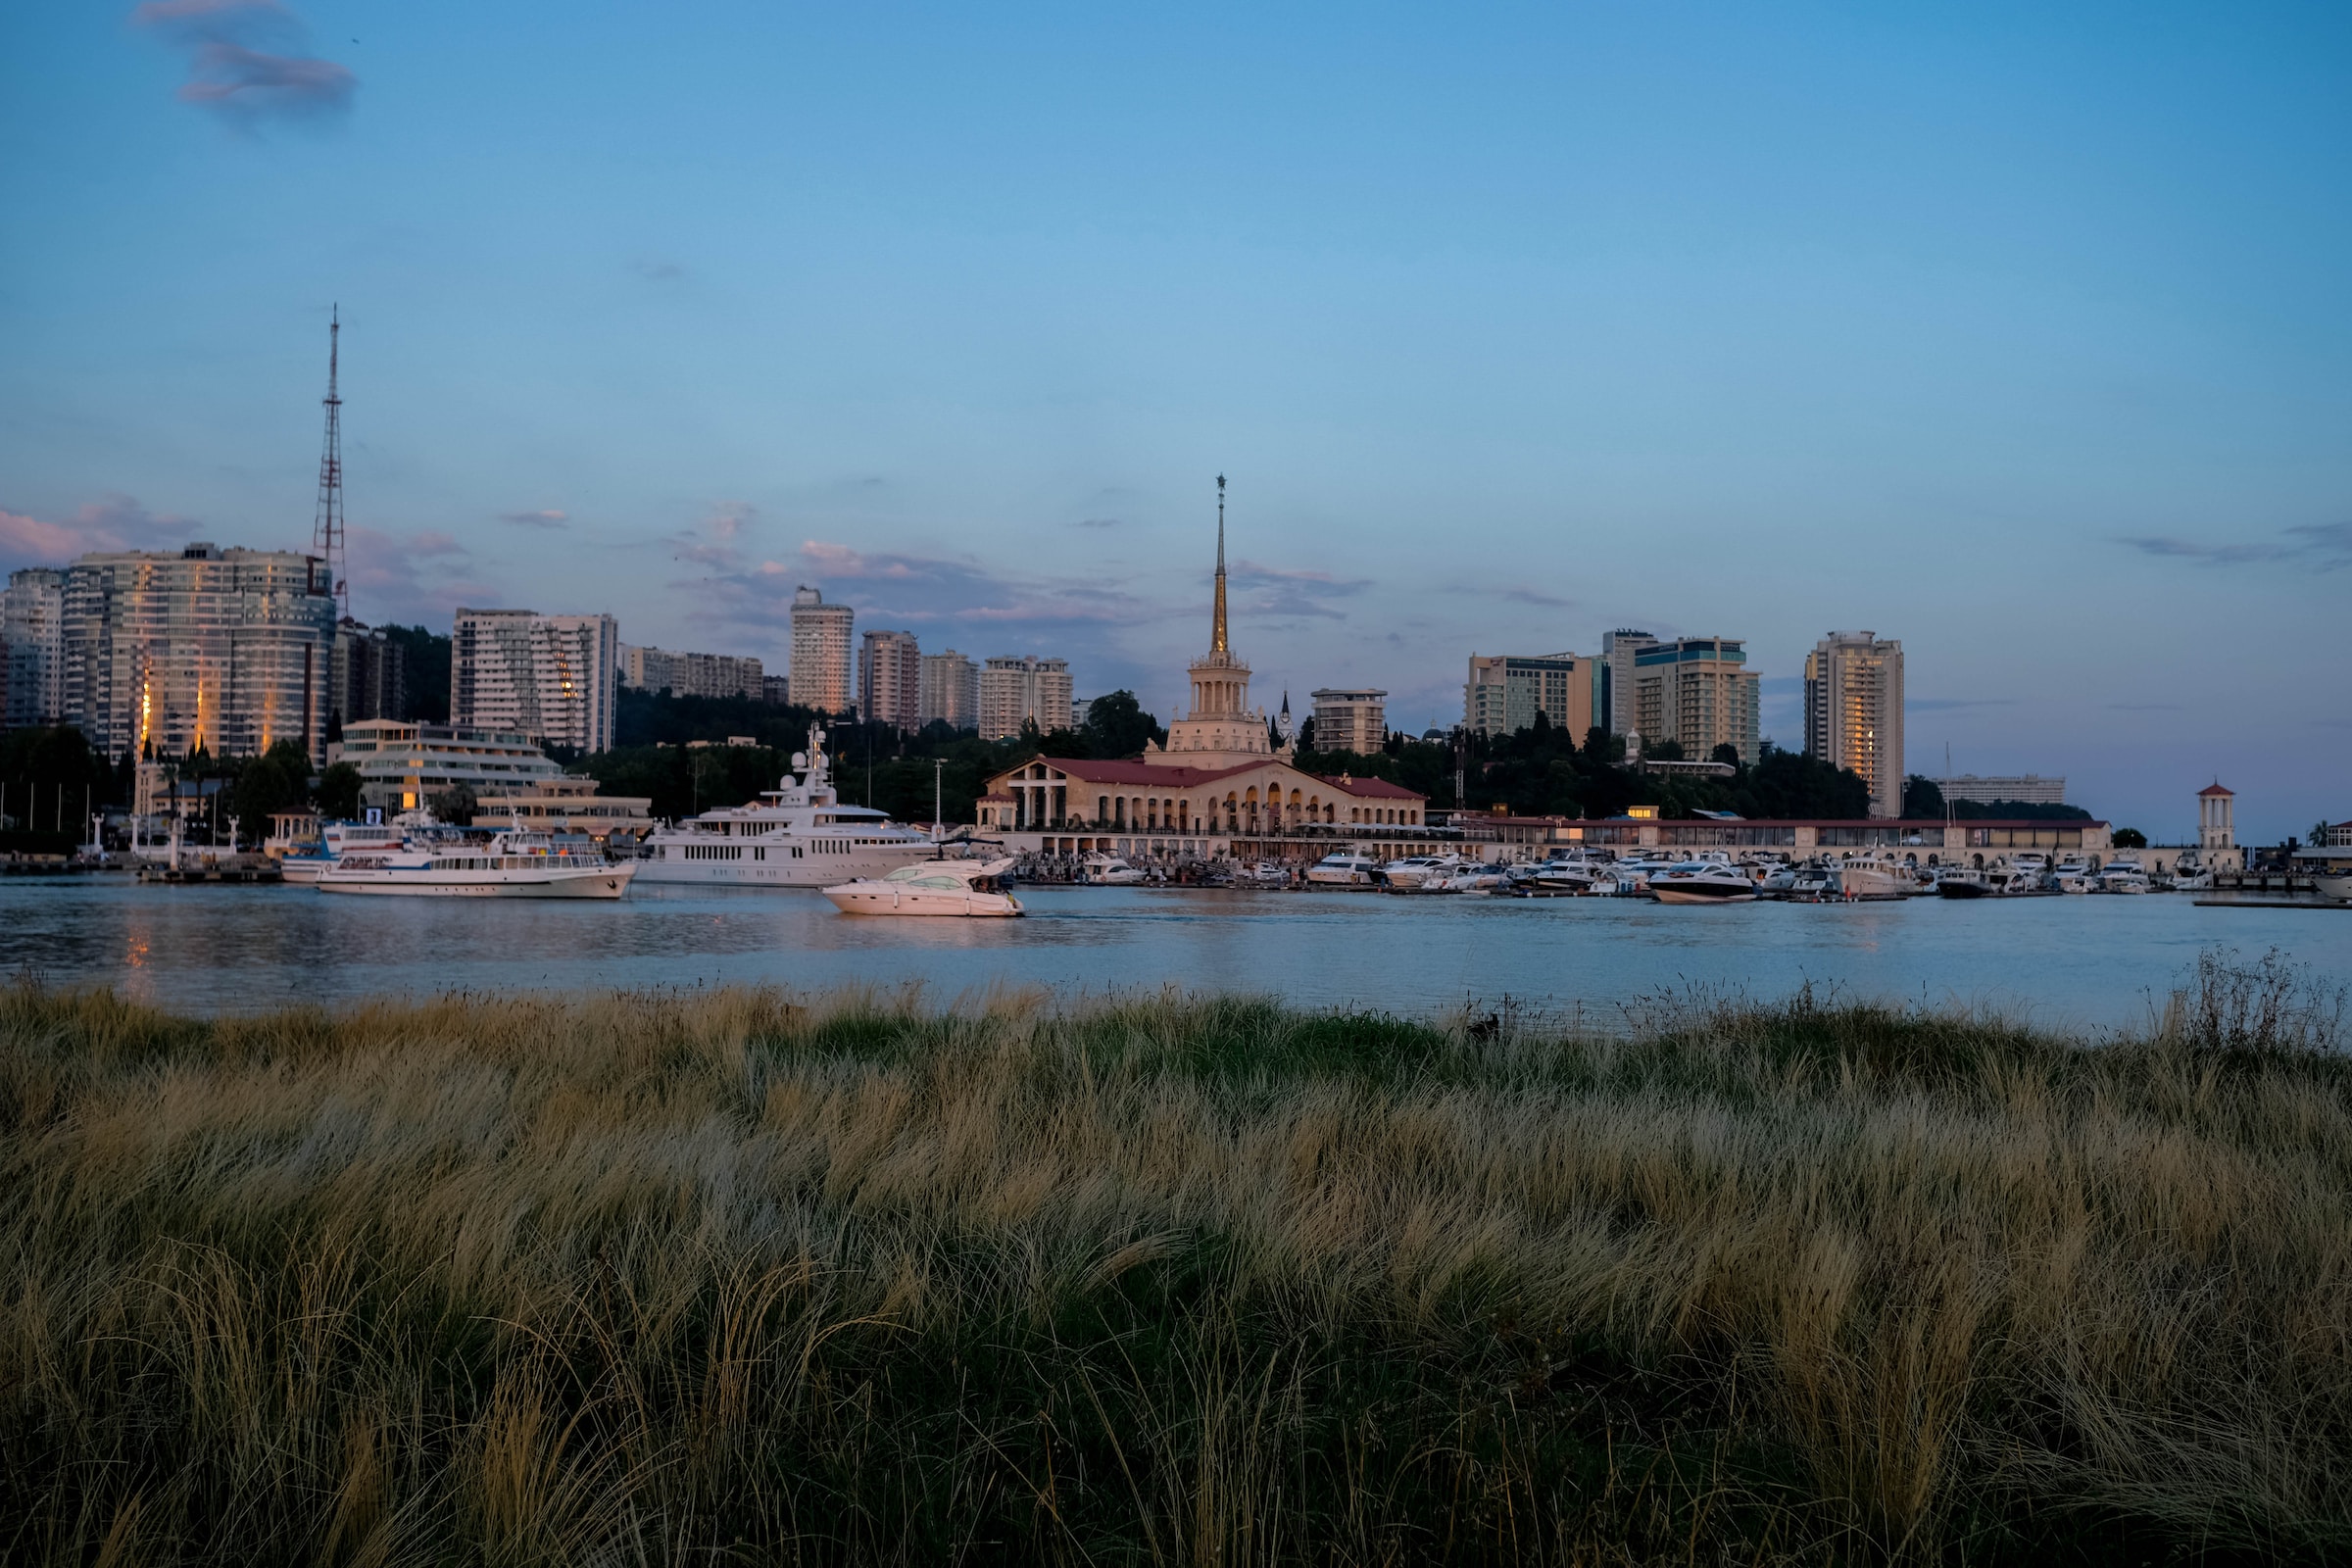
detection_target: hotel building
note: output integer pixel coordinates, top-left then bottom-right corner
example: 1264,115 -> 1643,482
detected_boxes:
1600,628 -> 1658,735
918,649 -> 980,729
1804,630 -> 1904,818
1310,688 -> 1388,755
1933,773 -> 2064,807
1464,652 -> 1595,739
1632,636 -> 1760,766
620,644 -> 763,701
859,628 -> 923,728
332,617 -> 406,725
787,587 -> 855,713
62,544 -> 337,762
3,567 -> 67,728
451,609 -> 619,754
332,718 -> 566,815
978,655 -> 1073,740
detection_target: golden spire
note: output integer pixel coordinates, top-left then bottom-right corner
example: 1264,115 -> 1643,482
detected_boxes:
1211,473 -> 1228,656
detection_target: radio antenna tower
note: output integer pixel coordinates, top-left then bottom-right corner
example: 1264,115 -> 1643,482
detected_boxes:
312,305 -> 348,617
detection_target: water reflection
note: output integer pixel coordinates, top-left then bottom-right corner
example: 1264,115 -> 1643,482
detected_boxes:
1,878 -> 2344,1029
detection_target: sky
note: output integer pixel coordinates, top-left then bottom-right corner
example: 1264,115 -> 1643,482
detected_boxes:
3,2 -> 2348,842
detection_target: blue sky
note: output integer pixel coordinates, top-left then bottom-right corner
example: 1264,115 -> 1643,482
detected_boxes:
3,2 -> 2348,840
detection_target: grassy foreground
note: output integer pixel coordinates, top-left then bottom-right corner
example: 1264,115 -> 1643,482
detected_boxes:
2,964 -> 2349,1565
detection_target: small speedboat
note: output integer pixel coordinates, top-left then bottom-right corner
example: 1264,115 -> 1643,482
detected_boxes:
823,857 -> 1023,917
1379,854 -> 1458,890
1080,854 -> 1148,885
1648,858 -> 1758,904
2049,858 -> 2097,894
2097,858 -> 2150,894
1233,860 -> 1293,888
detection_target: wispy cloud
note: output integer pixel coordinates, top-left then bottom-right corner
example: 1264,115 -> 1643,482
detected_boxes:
2118,520 -> 2351,571
632,259 -> 686,283
0,494 -> 190,565
1908,697 -> 2018,711
344,527 -> 496,625
131,0 -> 355,128
1227,560 -> 1372,621
1074,516 -> 1121,529
498,508 -> 568,528
662,501 -> 758,568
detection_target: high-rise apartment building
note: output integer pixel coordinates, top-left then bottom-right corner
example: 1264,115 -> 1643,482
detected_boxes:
788,586 -> 854,713
3,567 -> 67,728
619,644 -> 762,701
1463,653 -> 1594,739
62,544 -> 337,762
978,655 -> 1072,740
858,628 -> 922,728
1599,629 -> 1659,735
761,674 -> 791,707
1310,688 -> 1389,755
332,617 -> 407,725
1632,637 -> 1760,766
918,649 -> 980,729
1803,630 -> 1904,818
451,609 -> 619,753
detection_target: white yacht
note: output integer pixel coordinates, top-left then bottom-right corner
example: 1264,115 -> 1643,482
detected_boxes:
1379,854 -> 1458,890
1080,855 -> 1149,885
823,857 -> 1023,918
635,728 -> 936,889
1605,854 -> 1679,895
2097,857 -> 2151,894
1934,866 -> 1992,899
1648,857 -> 1758,904
1829,855 -> 1910,902
317,826 -> 634,898
1305,853 -> 1382,887
2048,858 -> 2098,894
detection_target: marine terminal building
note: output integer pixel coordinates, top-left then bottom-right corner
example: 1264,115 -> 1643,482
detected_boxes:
978,479 -> 1434,861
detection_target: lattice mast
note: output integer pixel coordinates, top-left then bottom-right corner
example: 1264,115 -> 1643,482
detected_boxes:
312,306 -> 348,616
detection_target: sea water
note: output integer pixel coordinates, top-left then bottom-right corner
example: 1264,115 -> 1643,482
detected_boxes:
4,877 -> 2347,1030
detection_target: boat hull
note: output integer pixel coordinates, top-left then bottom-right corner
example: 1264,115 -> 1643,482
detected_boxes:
822,887 -> 1022,917
1652,886 -> 1757,904
318,865 -> 636,898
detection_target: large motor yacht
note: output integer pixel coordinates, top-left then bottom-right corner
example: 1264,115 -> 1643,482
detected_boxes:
1828,855 -> 1910,902
279,814 -> 420,883
316,825 -> 634,898
635,728 -> 937,889
1379,854 -> 1459,890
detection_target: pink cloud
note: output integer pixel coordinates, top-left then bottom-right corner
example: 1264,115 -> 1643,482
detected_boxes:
0,495 -> 192,565
132,0 -> 355,126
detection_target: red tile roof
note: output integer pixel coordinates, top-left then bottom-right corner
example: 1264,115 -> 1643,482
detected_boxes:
1315,772 -> 1424,800
2197,783 -> 2234,797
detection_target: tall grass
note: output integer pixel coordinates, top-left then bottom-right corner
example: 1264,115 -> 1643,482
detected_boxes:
2,959 -> 2348,1564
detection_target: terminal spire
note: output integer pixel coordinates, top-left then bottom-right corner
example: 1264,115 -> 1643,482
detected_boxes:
1211,473 -> 1228,656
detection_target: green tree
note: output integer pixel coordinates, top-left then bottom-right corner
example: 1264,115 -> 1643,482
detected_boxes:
1077,690 -> 1166,759
1710,742 -> 1742,768
317,761 -> 364,819
2113,827 -> 2147,849
1646,738 -> 1686,761
229,740 -> 314,831
1901,774 -> 1946,818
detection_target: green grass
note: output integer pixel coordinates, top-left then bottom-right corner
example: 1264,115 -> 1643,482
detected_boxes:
1,959 -> 2347,1565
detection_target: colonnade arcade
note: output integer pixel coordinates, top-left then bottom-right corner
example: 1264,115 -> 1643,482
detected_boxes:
991,760 -> 1423,835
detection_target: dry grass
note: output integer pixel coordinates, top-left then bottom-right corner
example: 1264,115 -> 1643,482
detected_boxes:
2,959 -> 2348,1564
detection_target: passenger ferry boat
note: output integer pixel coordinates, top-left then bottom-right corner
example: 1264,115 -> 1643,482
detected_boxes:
635,728 -> 937,889
316,825 -> 634,898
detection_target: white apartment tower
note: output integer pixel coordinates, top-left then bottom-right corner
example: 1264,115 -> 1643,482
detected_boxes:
1310,689 -> 1389,754
1803,630 -> 1904,818
3,567 -> 68,728
918,649 -> 980,729
979,656 -> 1073,741
788,586 -> 854,713
1464,653 -> 1593,739
859,628 -> 922,728
450,609 -> 619,753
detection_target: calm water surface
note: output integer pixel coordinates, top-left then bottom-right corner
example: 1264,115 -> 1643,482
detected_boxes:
4,877 -> 2347,1029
